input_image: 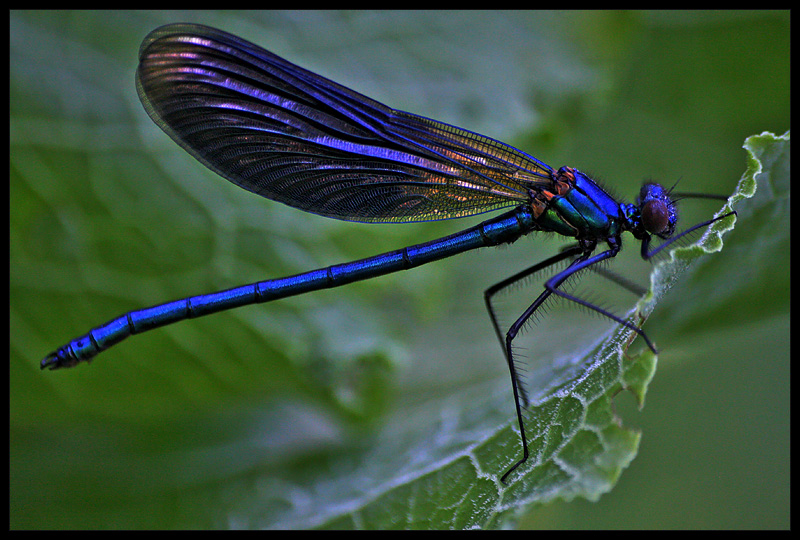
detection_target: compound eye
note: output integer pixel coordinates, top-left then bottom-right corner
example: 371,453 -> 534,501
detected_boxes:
641,199 -> 670,235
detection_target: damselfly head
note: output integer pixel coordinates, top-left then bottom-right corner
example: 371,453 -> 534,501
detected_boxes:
637,182 -> 678,238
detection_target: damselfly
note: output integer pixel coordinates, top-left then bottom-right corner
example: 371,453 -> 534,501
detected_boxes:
41,24 -> 735,483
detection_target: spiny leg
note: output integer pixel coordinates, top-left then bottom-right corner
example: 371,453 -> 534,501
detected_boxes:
544,239 -> 659,354
486,244 -> 645,356
484,243 -> 585,400
498,240 -> 662,482
494,251 -> 596,483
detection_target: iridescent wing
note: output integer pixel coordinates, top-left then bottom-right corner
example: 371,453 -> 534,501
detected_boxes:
136,23 -> 554,223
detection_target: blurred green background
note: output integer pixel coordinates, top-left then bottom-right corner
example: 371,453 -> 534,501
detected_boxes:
11,11 -> 788,528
